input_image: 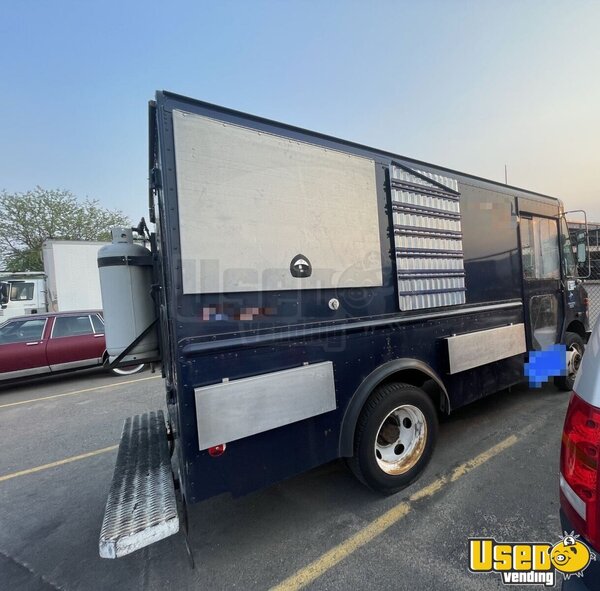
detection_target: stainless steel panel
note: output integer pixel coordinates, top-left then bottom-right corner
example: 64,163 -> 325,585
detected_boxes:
446,323 -> 526,374
195,362 -> 336,450
173,110 -> 382,294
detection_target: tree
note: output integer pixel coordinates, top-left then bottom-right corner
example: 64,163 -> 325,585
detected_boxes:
0,187 -> 131,272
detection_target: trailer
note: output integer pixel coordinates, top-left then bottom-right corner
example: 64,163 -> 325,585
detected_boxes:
98,91 -> 591,559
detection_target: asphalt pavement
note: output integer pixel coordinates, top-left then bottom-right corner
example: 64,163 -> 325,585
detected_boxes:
0,368 -> 570,590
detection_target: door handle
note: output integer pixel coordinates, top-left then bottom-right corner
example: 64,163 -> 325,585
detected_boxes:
94,334 -> 105,338
25,342 -> 39,346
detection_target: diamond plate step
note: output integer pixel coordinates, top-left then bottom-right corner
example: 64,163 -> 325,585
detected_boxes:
99,410 -> 179,558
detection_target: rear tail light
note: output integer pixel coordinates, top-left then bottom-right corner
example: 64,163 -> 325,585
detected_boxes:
560,392 -> 600,549
208,443 -> 226,457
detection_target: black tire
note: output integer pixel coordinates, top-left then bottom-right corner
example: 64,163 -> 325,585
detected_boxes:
348,382 -> 438,494
554,332 -> 585,391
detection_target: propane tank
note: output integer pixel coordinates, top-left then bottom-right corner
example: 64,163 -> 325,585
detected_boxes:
97,227 -> 159,365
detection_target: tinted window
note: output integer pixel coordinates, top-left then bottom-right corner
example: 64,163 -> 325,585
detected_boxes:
460,185 -> 521,304
91,314 -> 104,333
0,318 -> 45,344
10,282 -> 34,301
52,315 -> 93,338
520,217 -> 560,280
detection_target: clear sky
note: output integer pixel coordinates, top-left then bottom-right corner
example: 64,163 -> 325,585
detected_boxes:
1,1 -> 599,222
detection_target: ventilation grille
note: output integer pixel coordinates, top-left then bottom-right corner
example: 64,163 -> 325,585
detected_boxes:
390,163 -> 466,311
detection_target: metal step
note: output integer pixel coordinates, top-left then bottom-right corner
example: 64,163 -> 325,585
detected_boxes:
99,410 -> 179,558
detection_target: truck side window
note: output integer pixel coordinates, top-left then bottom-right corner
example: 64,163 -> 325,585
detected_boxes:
520,218 -> 535,279
519,216 -> 560,280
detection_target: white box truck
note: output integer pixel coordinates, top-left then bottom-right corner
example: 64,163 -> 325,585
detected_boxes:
0,272 -> 47,319
42,240 -> 108,312
0,240 -> 109,321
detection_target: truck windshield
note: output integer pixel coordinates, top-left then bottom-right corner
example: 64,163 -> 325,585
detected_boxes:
560,217 -> 578,277
9,282 -> 34,301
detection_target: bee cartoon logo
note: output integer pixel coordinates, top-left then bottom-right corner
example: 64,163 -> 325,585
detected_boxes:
469,533 -> 596,586
550,534 -> 596,580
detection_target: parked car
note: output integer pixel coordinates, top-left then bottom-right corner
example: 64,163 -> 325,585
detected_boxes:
0,311 -> 145,382
560,325 -> 600,590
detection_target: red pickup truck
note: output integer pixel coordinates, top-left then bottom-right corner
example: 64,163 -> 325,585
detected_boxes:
0,311 -> 144,381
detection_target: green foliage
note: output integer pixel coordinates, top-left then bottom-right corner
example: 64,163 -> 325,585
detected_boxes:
0,187 -> 130,272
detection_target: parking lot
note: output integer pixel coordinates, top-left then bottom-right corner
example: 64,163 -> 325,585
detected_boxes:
0,369 -> 571,591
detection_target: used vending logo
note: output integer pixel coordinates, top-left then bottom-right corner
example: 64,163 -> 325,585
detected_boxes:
469,534 -> 596,586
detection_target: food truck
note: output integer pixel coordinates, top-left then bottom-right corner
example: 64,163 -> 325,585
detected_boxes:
98,91 -> 590,559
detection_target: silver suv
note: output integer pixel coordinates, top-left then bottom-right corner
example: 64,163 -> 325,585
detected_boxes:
560,325 -> 600,590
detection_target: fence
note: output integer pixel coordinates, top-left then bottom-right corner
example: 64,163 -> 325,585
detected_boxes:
586,281 -> 600,330
569,220 -> 600,330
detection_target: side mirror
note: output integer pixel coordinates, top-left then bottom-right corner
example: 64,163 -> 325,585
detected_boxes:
564,209 -> 591,279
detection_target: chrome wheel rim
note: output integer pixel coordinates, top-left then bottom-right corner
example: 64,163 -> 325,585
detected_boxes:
566,344 -> 583,381
374,404 -> 427,475
112,363 -> 145,376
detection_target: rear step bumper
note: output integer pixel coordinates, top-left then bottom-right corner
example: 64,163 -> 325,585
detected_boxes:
99,410 -> 179,558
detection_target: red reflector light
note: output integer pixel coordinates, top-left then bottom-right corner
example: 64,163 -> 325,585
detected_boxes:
561,392 -> 600,549
208,443 -> 226,457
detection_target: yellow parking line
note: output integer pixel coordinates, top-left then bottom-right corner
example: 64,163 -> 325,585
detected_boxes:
0,375 -> 161,410
270,434 -> 518,591
0,444 -> 119,483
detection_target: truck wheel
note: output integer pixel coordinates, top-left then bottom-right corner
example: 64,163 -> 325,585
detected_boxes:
111,363 -> 145,376
554,332 -> 585,391
348,382 -> 438,494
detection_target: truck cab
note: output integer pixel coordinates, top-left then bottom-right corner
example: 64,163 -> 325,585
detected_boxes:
0,273 -> 47,320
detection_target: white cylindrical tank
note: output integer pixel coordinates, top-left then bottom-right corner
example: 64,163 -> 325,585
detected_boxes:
98,227 -> 159,364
